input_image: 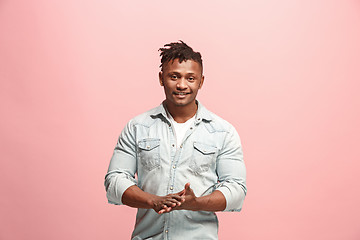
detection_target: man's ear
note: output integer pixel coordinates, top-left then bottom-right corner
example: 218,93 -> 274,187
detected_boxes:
159,72 -> 164,86
199,75 -> 205,89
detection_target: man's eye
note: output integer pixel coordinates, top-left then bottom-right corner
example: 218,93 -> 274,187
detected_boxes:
171,75 -> 178,79
188,77 -> 194,81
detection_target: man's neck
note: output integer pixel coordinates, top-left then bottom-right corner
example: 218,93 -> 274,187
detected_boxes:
164,100 -> 198,123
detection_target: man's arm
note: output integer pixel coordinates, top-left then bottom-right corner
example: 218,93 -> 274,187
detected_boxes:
104,120 -> 138,206
174,126 -> 247,212
104,120 -> 183,213
214,125 -> 247,212
173,183 -> 226,212
122,185 -> 184,213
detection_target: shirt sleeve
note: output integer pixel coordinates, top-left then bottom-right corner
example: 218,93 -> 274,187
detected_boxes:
214,125 -> 247,212
104,120 -> 137,205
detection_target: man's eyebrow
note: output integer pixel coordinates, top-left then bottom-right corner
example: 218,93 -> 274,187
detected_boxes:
167,71 -> 197,76
168,71 -> 196,74
167,72 -> 183,76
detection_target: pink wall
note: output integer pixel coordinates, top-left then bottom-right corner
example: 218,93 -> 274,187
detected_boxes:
1,0 -> 360,239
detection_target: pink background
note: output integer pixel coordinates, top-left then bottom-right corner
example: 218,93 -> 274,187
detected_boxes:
1,0 -> 360,239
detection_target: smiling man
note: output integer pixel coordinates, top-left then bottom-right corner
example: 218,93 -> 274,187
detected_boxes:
104,40 -> 247,240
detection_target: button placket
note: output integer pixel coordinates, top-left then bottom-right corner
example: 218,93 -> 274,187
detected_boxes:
168,123 -> 177,195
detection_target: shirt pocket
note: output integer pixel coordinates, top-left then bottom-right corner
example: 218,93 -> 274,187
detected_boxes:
137,138 -> 160,171
189,142 -> 217,175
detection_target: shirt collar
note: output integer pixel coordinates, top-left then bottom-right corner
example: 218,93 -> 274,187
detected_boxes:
150,100 -> 213,124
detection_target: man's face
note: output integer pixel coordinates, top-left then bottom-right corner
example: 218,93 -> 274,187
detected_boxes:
159,58 -> 204,108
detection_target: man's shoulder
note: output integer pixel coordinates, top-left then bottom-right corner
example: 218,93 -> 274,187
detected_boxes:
127,104 -> 164,127
201,106 -> 237,133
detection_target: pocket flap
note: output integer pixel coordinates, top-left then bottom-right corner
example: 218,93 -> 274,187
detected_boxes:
138,138 -> 160,151
193,142 -> 217,154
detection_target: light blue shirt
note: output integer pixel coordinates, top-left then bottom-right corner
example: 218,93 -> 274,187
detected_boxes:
104,101 -> 247,240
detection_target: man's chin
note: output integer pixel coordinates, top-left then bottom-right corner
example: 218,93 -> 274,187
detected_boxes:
165,95 -> 197,107
168,99 -> 191,107
173,102 -> 188,106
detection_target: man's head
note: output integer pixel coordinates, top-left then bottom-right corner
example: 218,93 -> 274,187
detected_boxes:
158,40 -> 204,108
159,40 -> 203,74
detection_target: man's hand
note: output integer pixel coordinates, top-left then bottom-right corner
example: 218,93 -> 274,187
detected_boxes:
154,183 -> 196,213
161,182 -> 227,212
173,183 -> 198,211
148,194 -> 184,214
121,181 -> 225,214
121,185 -> 186,214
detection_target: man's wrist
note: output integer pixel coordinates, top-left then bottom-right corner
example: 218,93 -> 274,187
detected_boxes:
191,192 -> 226,212
195,196 -> 205,211
187,196 -> 200,211
146,194 -> 157,209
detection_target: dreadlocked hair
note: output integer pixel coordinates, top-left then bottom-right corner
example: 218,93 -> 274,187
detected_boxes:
158,40 -> 202,72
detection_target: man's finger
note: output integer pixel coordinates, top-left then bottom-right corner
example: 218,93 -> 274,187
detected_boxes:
168,194 -> 184,201
164,200 -> 177,207
175,189 -> 185,196
158,206 -> 172,214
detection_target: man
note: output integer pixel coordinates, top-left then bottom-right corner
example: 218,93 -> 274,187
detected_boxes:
104,40 -> 247,240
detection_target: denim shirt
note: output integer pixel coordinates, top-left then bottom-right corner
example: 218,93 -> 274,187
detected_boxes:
104,101 -> 247,240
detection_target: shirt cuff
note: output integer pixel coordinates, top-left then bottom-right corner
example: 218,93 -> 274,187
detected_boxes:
106,173 -> 137,205
216,183 -> 246,212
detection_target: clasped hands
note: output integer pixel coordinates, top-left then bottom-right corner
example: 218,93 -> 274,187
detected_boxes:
149,183 -> 197,214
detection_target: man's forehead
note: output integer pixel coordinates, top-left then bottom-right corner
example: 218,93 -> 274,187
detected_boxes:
163,58 -> 202,72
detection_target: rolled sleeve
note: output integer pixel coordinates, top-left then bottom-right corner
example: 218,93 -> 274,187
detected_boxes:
104,120 -> 138,205
105,171 -> 137,205
216,181 -> 246,212
215,126 -> 247,212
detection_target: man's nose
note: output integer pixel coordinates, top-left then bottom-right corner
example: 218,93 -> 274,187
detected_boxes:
176,78 -> 188,89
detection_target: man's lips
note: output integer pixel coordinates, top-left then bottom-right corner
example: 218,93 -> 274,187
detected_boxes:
173,92 -> 191,95
173,92 -> 191,99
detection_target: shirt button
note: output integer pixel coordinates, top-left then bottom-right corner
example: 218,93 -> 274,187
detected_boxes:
165,230 -> 168,233
173,165 -> 176,169
198,118 -> 200,121
180,145 -> 183,148
190,127 -> 193,130
170,186 -> 173,190
146,146 -> 150,149
172,144 -> 175,147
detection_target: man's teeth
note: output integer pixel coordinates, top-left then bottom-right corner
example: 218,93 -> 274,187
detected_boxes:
176,92 -> 188,95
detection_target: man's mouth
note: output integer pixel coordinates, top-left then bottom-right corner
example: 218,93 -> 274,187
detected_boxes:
174,92 -> 190,95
